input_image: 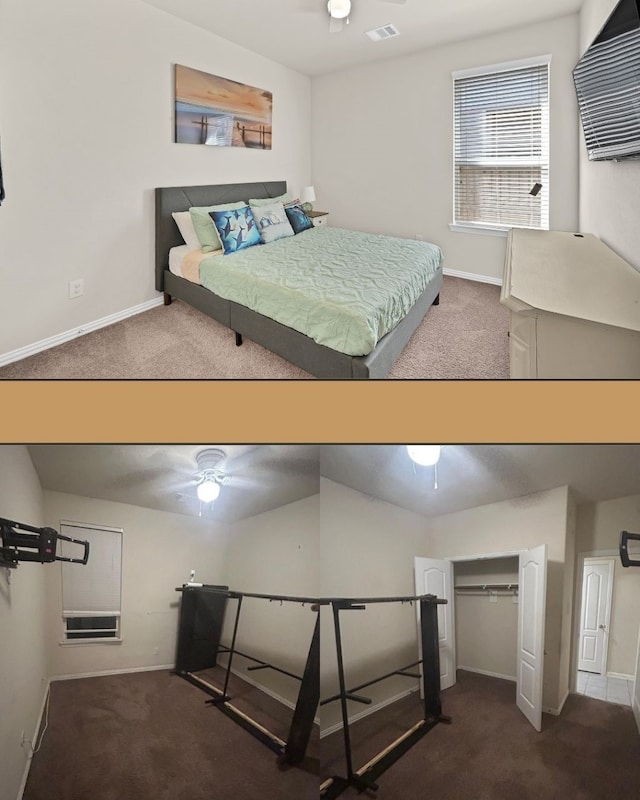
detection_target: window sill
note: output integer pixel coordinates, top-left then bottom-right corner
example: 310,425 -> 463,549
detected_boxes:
59,638 -> 123,646
449,223 -> 510,238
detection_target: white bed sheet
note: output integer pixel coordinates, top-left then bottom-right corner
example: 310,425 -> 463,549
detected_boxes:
169,245 -> 191,277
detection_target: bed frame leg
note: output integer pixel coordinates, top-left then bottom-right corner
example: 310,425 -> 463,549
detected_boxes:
164,292 -> 172,306
433,293 -> 440,306
235,332 -> 243,347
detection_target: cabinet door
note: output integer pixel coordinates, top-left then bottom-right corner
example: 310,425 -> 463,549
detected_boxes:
509,313 -> 537,378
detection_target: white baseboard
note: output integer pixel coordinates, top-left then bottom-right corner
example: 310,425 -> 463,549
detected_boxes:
50,663 -> 174,682
0,297 -> 164,368
543,689 -> 570,717
319,686 -> 419,739
17,678 -> 50,800
443,268 -> 502,287
458,666 -> 516,682
607,671 -> 634,681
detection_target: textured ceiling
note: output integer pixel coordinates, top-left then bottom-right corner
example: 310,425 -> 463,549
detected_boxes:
28,445 -> 320,524
140,0 -> 583,76
26,444 -> 640,524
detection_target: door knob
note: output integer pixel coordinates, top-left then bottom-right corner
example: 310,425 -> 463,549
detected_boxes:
599,624 -> 607,630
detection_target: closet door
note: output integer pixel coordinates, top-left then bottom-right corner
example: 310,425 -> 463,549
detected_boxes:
414,557 -> 455,690
516,544 -> 547,731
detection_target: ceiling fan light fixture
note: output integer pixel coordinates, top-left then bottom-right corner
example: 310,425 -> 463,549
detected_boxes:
196,475 -> 221,504
328,0 -> 351,20
407,445 -> 442,467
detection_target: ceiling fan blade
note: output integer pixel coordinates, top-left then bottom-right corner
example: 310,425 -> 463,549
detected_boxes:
329,17 -> 344,33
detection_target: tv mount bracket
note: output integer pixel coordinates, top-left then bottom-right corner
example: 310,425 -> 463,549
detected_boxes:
619,530 -> 640,568
0,517 -> 90,569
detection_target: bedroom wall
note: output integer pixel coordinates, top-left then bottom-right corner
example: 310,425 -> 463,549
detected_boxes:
221,495 -> 319,708
43,490 -> 229,678
425,486 -> 572,713
319,479 -> 428,732
573,492 -> 640,678
0,447 -> 48,800
311,14 -> 580,283
579,0 -> 640,272
0,0 -> 311,360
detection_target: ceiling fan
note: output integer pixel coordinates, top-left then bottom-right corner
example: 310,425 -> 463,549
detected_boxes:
327,0 -> 407,33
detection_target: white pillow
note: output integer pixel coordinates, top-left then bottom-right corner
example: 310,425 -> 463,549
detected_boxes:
252,202 -> 295,244
172,211 -> 201,251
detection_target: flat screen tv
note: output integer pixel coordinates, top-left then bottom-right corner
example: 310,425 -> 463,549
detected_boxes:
573,0 -> 640,161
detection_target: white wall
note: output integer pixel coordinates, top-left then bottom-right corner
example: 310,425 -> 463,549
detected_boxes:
574,492 -> 640,678
579,0 -> 640,272
0,0 -> 311,358
634,624 -> 640,734
222,495 -> 319,707
0,447 -> 48,800
43,491 -> 228,678
425,486 -> 571,712
319,479 -> 428,731
311,14 -> 579,282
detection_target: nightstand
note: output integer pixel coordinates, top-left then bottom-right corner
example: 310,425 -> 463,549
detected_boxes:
307,210 -> 329,227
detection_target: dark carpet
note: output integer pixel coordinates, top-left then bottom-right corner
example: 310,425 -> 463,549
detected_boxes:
321,670 -> 640,800
0,277 -> 509,379
24,669 -> 318,800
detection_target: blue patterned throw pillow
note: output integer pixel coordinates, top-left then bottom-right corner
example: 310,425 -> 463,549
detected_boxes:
285,203 -> 314,235
209,205 -> 263,254
251,201 -> 295,244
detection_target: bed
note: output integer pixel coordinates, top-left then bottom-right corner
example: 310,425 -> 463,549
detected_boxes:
155,181 -> 443,379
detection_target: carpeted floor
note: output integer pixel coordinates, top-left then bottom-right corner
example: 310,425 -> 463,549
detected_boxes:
24,669 -> 318,800
0,277 -> 509,379
24,669 -> 639,800
321,670 -> 640,800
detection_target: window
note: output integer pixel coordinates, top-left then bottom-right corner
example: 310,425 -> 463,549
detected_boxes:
59,521 -> 123,644
452,56 -> 551,234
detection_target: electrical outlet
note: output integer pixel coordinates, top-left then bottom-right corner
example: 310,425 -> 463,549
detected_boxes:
68,279 -> 84,299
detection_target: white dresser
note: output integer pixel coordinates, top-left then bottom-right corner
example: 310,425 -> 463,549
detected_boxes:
500,230 -> 640,379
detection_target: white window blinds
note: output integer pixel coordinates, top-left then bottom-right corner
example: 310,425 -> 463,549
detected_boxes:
574,27 -> 640,161
453,58 -> 550,230
60,522 -> 122,616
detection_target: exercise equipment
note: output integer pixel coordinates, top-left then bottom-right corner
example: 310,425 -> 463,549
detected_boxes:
0,517 -> 89,569
620,530 -> 640,567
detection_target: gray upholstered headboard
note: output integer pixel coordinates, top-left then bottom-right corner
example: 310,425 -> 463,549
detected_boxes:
155,180 -> 287,292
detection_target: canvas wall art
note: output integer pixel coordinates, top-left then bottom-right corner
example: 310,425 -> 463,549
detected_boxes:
175,64 -> 272,149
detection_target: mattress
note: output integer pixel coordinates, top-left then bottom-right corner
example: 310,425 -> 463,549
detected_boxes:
169,245 -> 191,277
169,245 -> 222,283
198,226 -> 442,356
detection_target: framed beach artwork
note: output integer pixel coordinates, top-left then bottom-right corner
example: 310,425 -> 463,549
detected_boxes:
174,64 -> 272,149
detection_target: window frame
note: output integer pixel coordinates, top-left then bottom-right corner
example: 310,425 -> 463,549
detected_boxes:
450,54 -> 552,237
59,520 -> 123,646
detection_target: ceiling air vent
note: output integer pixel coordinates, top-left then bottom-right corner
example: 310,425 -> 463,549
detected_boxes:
366,24 -> 400,42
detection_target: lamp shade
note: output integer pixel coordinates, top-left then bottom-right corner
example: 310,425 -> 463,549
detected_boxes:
300,186 -> 316,204
328,0 -> 351,19
407,445 -> 441,467
197,478 -> 221,503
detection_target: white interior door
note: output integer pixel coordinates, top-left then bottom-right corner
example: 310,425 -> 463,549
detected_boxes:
578,558 -> 614,674
516,543 -> 547,731
414,556 -> 455,690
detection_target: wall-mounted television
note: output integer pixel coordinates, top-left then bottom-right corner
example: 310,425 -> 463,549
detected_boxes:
573,0 -> 640,161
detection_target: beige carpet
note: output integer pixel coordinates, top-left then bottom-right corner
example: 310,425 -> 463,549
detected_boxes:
0,277 -> 509,379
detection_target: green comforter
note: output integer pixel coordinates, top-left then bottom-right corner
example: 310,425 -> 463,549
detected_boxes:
199,226 -> 443,356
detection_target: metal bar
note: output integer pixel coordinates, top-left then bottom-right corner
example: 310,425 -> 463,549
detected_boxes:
332,601 -> 355,779
221,594 -> 242,700
174,587 -> 447,606
219,646 -> 303,681
320,660 -> 423,705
